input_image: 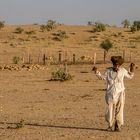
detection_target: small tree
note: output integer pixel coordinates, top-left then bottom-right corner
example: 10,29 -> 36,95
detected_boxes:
0,21 -> 5,30
100,39 -> 113,63
121,19 -> 130,28
130,20 -> 140,32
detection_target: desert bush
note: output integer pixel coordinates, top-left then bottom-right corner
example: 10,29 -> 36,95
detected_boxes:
130,21 -> 140,32
13,56 -> 21,64
15,119 -> 25,129
92,22 -> 106,32
121,19 -> 130,28
52,30 -> 68,41
46,20 -> 56,31
0,21 -> 5,30
50,68 -> 73,81
25,30 -> 36,35
14,27 -> 24,34
40,24 -> 47,32
40,20 -> 56,32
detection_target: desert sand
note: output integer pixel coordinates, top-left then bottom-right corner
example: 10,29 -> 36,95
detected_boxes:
0,24 -> 140,140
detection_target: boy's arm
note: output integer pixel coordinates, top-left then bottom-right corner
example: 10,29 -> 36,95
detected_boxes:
92,66 -> 107,80
124,63 -> 135,79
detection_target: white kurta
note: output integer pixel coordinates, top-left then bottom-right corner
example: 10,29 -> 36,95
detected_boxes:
96,67 -> 134,127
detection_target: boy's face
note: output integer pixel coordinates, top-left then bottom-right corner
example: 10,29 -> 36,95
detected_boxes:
113,64 -> 121,72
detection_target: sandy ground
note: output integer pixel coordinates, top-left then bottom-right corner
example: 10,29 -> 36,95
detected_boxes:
0,63 -> 140,140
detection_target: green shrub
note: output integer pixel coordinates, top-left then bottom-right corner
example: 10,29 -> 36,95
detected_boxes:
93,22 -> 106,32
40,20 -> 56,32
130,21 -> 140,32
13,56 -> 21,64
52,30 -> 68,41
40,24 -> 47,32
50,68 -> 73,81
14,27 -> 24,34
100,39 -> 113,52
25,30 -> 36,35
16,119 -> 25,129
46,20 -> 56,30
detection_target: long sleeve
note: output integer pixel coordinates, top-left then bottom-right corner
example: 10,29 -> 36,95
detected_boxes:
96,69 -> 108,80
123,68 -> 134,79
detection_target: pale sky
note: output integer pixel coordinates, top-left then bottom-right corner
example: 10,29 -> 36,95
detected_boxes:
0,0 -> 140,26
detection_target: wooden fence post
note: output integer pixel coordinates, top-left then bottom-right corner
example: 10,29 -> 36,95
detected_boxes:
64,51 -> 68,72
22,56 -> 25,64
28,54 -> 31,64
43,54 -> 46,65
123,50 -> 125,62
59,52 -> 62,64
103,50 -> 107,63
130,51 -> 132,62
93,52 -> 96,65
73,54 -> 76,64
38,54 -> 40,64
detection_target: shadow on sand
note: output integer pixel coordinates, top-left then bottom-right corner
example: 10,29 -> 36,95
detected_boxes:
0,122 -> 107,132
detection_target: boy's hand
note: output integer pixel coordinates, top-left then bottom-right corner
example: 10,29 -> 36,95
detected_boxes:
130,63 -> 135,67
92,66 -> 98,73
130,63 -> 135,72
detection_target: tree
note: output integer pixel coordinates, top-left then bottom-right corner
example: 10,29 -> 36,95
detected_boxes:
130,20 -> 140,32
0,21 -> 5,30
121,19 -> 130,28
100,39 -> 113,63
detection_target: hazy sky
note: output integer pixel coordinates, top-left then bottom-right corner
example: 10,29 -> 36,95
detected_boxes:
0,0 -> 140,26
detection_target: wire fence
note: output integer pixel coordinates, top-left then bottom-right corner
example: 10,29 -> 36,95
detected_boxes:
0,47 -> 139,65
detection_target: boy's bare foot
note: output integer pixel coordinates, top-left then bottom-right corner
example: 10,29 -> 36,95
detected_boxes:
107,126 -> 115,132
114,122 -> 121,132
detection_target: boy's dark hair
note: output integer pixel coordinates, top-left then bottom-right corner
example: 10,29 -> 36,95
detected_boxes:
111,56 -> 124,65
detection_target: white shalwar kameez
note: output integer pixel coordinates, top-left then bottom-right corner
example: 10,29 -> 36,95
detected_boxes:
96,67 -> 134,128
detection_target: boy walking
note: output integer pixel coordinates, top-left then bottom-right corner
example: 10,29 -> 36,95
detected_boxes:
93,56 -> 135,131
